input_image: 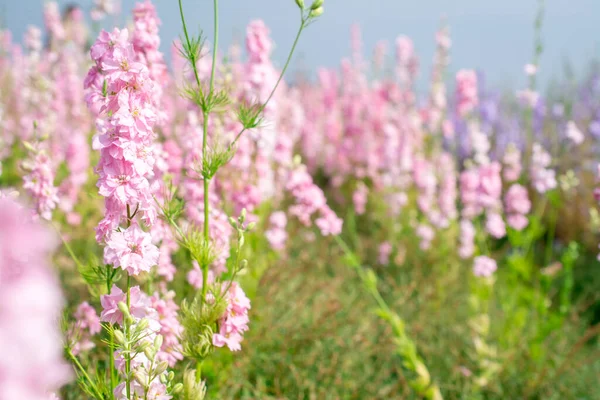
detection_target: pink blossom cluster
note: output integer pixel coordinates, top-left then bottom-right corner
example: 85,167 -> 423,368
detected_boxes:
150,289 -> 184,367
460,162 -> 503,219
213,282 -> 251,352
286,164 -> 343,236
70,301 -> 102,355
473,255 -> 497,278
100,285 -> 174,398
265,211 -> 288,251
530,143 -> 557,193
22,148 -> 59,221
504,184 -> 531,231
0,197 -> 71,399
85,28 -> 160,257
455,69 -> 478,117
502,144 -> 522,182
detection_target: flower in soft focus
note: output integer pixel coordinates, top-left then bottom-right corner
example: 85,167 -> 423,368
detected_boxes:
378,241 -> 393,265
459,219 -> 476,259
100,285 -> 151,325
516,89 -> 539,108
265,211 -> 288,251
505,184 -> 531,231
455,69 -> 478,117
213,282 -> 251,352
566,121 -> 584,145
0,197 -> 71,398
485,213 -> 506,239
502,143 -> 522,183
473,255 -> 497,278
104,224 -> 159,275
530,143 -> 556,193
352,182 -> 368,215
70,301 -> 102,355
524,63 -> 537,76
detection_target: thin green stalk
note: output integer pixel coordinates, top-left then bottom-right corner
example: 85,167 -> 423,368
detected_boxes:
107,265 -> 117,398
230,15 -> 306,148
125,274 -> 132,399
333,235 -> 443,400
68,350 -> 104,399
196,360 -> 203,382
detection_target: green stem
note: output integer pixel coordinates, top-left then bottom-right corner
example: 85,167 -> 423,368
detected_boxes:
125,274 -> 132,399
196,360 -> 203,383
68,350 -> 104,399
333,235 -> 443,400
230,15 -> 306,148
107,266 -> 117,398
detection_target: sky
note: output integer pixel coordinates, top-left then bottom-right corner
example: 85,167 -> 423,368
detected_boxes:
1,0 -> 599,91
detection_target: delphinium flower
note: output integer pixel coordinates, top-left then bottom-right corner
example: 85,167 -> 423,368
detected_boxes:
459,219 -> 476,258
70,302 -> 102,355
565,120 -> 584,145
352,182 -> 368,215
0,197 -> 71,399
100,285 -> 172,398
91,0 -> 118,21
151,289 -> 184,367
473,255 -> 497,278
427,21 -> 450,132
213,282 -> 251,352
104,223 -> 160,275
530,142 -> 557,193
455,69 -> 478,117
504,184 -> 531,230
22,144 -> 60,221
416,223 -> 435,250
378,241 -> 393,265
43,2 -> 65,45
286,163 -> 343,236
436,152 -> 458,227
502,143 -> 522,182
85,27 -> 159,242
265,211 -> 288,251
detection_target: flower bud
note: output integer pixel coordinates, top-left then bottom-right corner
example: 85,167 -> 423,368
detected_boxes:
136,318 -> 149,333
239,259 -> 248,271
173,383 -> 184,394
228,217 -> 237,227
154,334 -> 164,351
295,0 -> 304,9
144,346 -> 156,361
155,360 -> 169,375
246,222 -> 256,231
133,369 -> 148,385
113,330 -> 126,345
240,208 -> 247,223
117,301 -> 130,317
309,6 -> 324,18
310,0 -> 323,10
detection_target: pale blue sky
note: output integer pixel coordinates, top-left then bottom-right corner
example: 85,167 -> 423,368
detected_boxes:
1,0 -> 599,90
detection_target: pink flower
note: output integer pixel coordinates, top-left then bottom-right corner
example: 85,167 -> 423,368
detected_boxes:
315,209 -> 343,236
566,121 -> 584,145
0,197 -> 71,398
378,241 -> 393,265
246,20 -> 272,63
473,255 -> 497,278
502,144 -> 522,183
100,285 -> 151,326
458,219 -> 476,259
485,213 -> 506,239
104,224 -> 159,275
352,183 -> 368,215
455,69 -> 478,117
213,282 -> 251,352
